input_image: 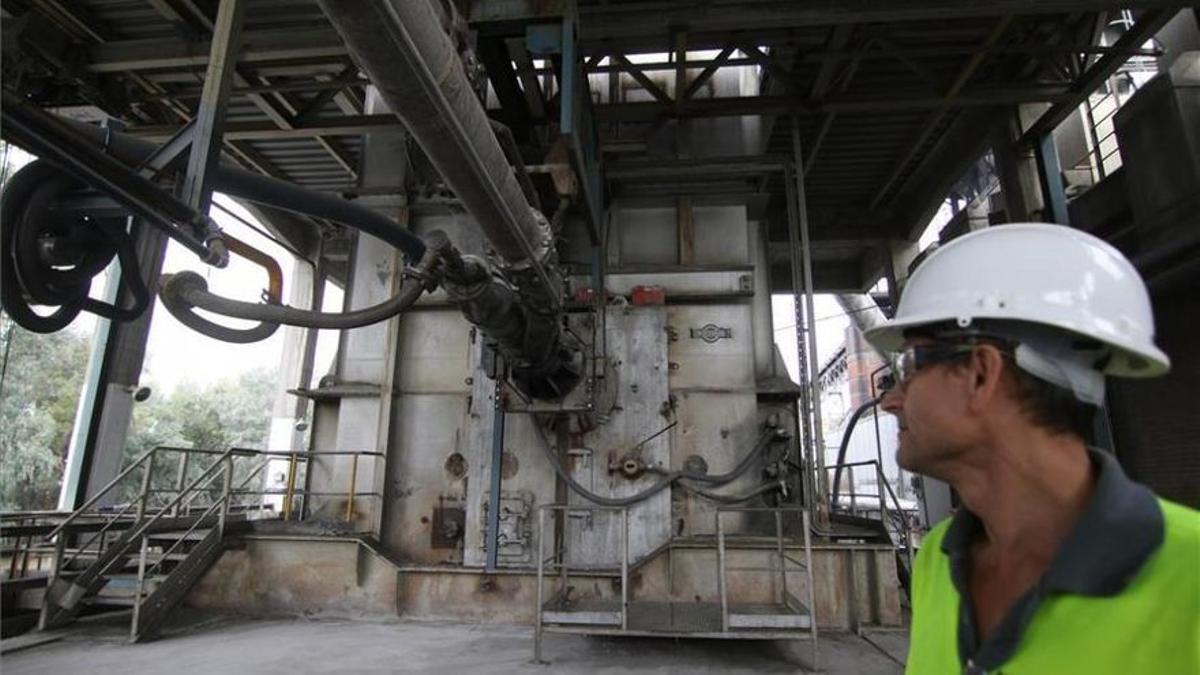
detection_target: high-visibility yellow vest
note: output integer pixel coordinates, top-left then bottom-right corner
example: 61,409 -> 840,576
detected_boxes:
906,499 -> 1200,674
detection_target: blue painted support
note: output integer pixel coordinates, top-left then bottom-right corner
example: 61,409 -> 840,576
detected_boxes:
484,385 -> 506,571
560,13 -> 576,136
1036,133 -> 1071,225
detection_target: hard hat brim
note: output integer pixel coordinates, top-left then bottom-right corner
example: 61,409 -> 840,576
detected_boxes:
863,310 -> 1171,378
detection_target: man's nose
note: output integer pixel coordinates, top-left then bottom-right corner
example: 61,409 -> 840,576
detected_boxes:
879,384 -> 903,415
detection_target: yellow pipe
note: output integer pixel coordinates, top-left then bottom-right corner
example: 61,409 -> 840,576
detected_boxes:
283,453 -> 298,520
345,454 -> 359,522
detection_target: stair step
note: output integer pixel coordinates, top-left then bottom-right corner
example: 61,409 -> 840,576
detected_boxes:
64,551 -> 193,563
147,530 -> 212,542
97,574 -> 168,597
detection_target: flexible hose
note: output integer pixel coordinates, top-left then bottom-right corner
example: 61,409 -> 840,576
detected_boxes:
50,116 -> 428,262
1,161 -> 150,333
680,479 -> 787,504
830,396 -> 883,507
159,272 -> 280,344
533,418 -> 784,507
159,248 -> 438,332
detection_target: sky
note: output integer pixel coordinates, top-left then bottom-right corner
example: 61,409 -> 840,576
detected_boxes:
137,195 -> 344,393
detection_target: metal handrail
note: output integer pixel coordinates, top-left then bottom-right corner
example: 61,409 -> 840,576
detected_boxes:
46,447 -> 158,540
143,461 -> 232,580
57,499 -> 138,570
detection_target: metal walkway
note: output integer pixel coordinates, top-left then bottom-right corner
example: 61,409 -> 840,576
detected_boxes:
534,504 -> 819,667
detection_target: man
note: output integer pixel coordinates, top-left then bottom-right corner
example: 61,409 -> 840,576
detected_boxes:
863,224 -> 1199,674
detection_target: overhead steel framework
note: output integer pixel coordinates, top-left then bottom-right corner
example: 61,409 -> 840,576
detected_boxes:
0,0 -> 1184,290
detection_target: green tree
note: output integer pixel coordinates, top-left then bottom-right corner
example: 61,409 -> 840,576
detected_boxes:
124,368 -> 278,496
0,316 -> 91,511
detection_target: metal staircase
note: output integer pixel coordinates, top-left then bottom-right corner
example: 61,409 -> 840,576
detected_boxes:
37,446 -> 271,642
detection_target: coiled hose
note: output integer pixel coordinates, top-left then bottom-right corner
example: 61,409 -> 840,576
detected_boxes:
1,161 -> 150,332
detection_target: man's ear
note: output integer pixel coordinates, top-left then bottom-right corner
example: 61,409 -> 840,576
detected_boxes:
965,344 -> 1007,414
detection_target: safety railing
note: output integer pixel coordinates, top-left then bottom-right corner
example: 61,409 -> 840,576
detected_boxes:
5,446 -> 384,585
825,459 -> 917,574
715,505 -> 817,667
535,502 -> 628,638
534,503 -> 819,664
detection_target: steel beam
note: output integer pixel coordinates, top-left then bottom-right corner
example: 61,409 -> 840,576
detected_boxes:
86,28 -> 348,73
867,16 -> 1013,210
596,86 -> 1072,121
1036,132 -> 1071,225
484,385 -> 506,571
125,114 -> 402,141
571,0 -> 1183,43
612,55 -> 673,104
179,0 -> 245,215
507,37 -> 548,119
680,46 -> 735,100
802,27 -> 863,172
60,221 -> 169,509
1016,9 -> 1175,147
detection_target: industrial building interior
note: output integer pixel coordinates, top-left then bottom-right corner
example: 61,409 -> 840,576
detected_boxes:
1,1 -> 1197,672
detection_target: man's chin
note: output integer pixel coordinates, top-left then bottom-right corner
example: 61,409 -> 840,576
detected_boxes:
896,444 -> 922,473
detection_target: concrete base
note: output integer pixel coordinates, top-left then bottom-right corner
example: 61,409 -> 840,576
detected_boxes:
185,536 -> 904,630
3,611 -> 907,674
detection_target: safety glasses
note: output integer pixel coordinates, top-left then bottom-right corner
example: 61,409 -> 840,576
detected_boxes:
886,343 -> 978,388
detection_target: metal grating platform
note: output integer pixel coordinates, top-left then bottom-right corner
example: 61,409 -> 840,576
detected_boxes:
542,599 -> 812,636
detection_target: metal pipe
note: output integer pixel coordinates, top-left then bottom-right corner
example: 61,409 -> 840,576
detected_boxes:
49,116 -> 426,262
317,0 -> 551,272
345,453 -> 359,522
223,234 -> 283,303
489,119 -> 542,214
283,454 -> 298,521
318,0 -> 581,400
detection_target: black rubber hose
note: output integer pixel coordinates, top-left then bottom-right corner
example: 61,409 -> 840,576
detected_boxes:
534,419 -> 783,507
686,429 -> 782,485
680,480 -> 787,504
830,397 -> 882,508
51,117 -> 427,262
159,271 -> 281,344
213,169 -> 427,262
160,248 -> 438,331
1,163 -> 82,332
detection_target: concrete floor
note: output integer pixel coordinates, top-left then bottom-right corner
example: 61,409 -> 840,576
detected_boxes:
4,612 -> 907,674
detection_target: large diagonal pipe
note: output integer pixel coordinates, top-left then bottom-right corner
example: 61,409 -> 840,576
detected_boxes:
318,0 -> 579,399
317,0 -> 553,284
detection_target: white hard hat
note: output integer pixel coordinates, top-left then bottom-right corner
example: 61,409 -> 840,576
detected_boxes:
863,223 -> 1170,379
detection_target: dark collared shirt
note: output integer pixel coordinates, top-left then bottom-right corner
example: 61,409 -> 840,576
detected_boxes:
940,448 -> 1165,672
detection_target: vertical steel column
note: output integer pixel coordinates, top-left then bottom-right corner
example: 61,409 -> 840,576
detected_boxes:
802,509 -> 819,670
788,116 -> 829,520
533,506 -> 545,663
783,172 -> 816,512
1035,133 -> 1071,225
485,383 -> 506,571
620,507 -> 629,631
179,0 -> 245,216
60,220 -> 169,510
